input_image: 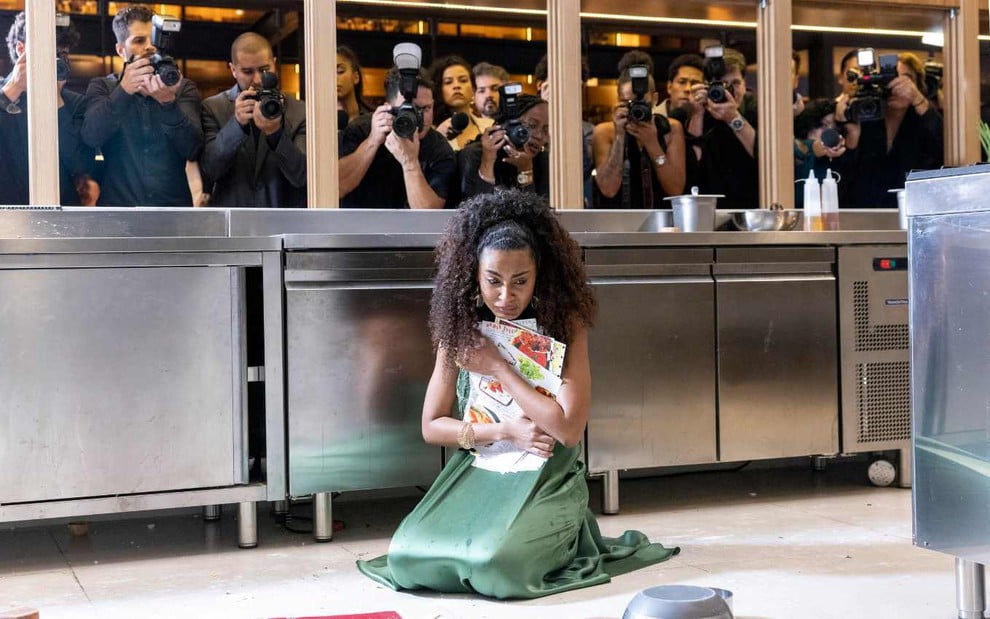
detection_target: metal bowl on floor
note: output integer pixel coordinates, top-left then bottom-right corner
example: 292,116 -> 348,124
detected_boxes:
731,209 -> 802,232
622,585 -> 734,619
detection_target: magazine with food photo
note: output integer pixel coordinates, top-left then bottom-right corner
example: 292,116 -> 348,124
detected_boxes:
465,320 -> 566,473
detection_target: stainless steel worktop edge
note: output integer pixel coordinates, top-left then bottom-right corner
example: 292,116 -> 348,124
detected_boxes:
0,236 -> 282,254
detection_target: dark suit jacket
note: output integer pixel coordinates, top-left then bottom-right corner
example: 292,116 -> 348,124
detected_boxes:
200,85 -> 307,207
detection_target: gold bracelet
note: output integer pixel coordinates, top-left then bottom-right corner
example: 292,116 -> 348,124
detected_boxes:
457,421 -> 476,450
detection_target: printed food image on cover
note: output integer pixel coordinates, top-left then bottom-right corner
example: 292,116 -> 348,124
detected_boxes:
464,319 -> 567,474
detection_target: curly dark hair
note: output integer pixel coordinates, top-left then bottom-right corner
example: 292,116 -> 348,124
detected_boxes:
430,189 -> 596,365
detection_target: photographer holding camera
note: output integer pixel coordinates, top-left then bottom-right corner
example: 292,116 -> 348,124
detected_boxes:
199,32 -> 306,208
456,87 -> 549,201
593,52 -> 686,208
672,46 -> 757,209
1,12 -> 94,205
837,50 -> 943,208
339,43 -> 455,209
81,5 -> 202,206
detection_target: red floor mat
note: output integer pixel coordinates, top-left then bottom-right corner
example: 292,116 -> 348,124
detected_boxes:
271,613 -> 401,619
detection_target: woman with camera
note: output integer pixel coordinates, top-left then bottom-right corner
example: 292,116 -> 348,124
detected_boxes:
455,94 -> 550,203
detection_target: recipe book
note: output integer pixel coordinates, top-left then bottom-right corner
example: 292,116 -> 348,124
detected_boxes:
464,318 -> 566,473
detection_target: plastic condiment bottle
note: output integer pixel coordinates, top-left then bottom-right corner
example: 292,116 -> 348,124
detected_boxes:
821,168 -> 840,230
803,169 -> 823,231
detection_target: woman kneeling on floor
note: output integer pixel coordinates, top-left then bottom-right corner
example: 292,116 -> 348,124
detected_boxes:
357,189 -> 679,599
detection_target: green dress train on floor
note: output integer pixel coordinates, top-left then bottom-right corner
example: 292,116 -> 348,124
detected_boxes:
356,371 -> 679,600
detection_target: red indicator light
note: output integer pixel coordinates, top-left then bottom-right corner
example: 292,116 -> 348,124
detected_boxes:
880,259 -> 892,269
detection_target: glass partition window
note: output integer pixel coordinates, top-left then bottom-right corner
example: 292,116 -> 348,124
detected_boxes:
793,2 -> 946,208
336,1 -> 547,209
582,0 -> 759,209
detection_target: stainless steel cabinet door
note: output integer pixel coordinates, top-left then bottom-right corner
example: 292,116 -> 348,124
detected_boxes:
587,278 -> 717,472
286,284 -> 439,495
0,266 -> 245,503
716,275 -> 839,461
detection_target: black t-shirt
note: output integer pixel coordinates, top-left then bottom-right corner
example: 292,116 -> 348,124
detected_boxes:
339,114 -> 456,208
844,108 -> 943,208
679,109 -> 759,209
595,116 -> 672,209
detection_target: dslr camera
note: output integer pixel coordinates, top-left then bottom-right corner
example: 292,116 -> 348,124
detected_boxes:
703,45 -> 730,104
125,14 -> 181,87
389,42 -> 424,139
246,70 -> 284,120
625,65 -> 653,123
846,48 -> 898,123
55,13 -> 71,81
498,82 -> 531,148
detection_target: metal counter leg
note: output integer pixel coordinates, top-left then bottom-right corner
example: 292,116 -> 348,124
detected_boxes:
313,492 -> 334,542
203,504 -> 221,522
237,502 -> 258,549
898,447 -> 913,488
272,500 -> 288,516
602,470 -> 620,515
812,456 -> 828,472
955,558 -> 985,619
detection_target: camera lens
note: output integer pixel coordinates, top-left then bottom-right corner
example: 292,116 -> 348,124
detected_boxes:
392,110 -> 418,139
708,83 -> 727,104
629,101 -> 652,123
259,96 -> 283,120
507,123 -> 530,148
151,55 -> 181,87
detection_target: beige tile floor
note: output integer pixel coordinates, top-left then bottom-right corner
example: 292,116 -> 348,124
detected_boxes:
0,458 -> 964,619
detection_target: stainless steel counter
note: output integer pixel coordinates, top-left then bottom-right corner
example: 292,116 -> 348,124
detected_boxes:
0,206 -> 907,543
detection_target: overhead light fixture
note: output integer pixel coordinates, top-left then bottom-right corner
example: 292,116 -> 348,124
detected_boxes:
921,32 -> 944,47
336,1 -> 950,40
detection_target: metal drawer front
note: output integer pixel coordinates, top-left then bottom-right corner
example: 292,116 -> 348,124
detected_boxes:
286,251 -> 439,495
0,266 -> 246,503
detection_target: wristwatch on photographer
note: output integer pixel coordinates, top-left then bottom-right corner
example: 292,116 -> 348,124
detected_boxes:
0,90 -> 22,115
516,169 -> 534,186
653,153 -> 667,167
729,115 -> 745,132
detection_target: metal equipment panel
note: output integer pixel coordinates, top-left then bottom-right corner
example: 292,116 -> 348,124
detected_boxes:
587,277 -> 717,471
837,245 -> 910,455
0,266 -> 245,503
910,210 -> 990,561
584,247 -> 717,473
716,248 -> 839,462
285,251 -> 440,495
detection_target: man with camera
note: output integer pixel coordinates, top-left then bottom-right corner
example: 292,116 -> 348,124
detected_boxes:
339,44 -> 454,209
1,12 -> 93,205
200,32 -> 306,208
593,52 -> 686,208
837,50 -> 942,208
672,46 -> 758,209
81,5 -> 203,206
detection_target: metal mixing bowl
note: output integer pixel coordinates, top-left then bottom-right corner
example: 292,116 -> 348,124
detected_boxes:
730,209 -> 802,231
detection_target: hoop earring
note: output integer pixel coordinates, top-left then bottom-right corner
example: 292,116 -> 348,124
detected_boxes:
473,293 -> 484,308
531,296 -> 540,309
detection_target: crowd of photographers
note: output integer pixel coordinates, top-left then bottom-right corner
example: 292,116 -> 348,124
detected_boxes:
0,4 -> 945,209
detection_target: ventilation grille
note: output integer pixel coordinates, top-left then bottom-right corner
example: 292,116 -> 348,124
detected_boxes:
856,361 -> 911,443
854,281 -> 909,351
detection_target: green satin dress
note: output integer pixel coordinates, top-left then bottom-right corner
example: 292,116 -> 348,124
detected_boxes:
356,372 -> 679,599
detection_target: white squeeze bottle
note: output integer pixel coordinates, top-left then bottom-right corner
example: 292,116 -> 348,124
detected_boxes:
821,168 -> 840,230
803,169 -> 823,231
